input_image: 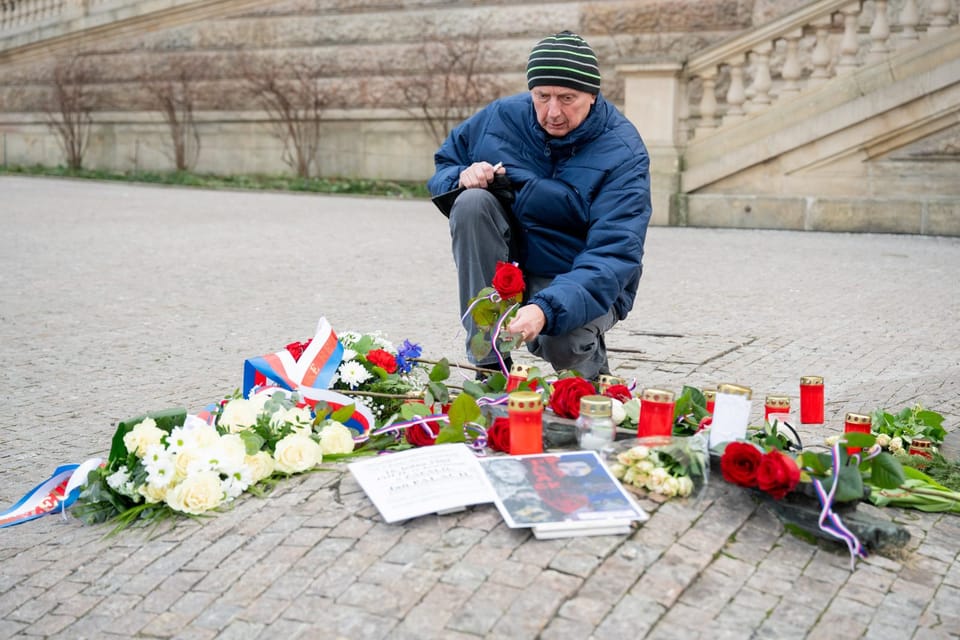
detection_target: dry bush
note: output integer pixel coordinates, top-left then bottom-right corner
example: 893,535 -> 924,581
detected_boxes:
140,57 -> 203,171
43,56 -> 96,170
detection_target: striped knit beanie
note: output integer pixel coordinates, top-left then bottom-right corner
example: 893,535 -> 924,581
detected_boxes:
526,31 -> 601,95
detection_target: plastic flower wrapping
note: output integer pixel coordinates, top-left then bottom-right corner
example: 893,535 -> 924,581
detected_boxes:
607,434 -> 709,501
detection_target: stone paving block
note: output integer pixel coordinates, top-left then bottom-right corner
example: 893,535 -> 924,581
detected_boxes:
447,583 -> 523,636
593,592 -> 665,640
487,560 -> 543,589
632,546 -> 709,608
391,582 -> 474,638
236,595 -> 289,625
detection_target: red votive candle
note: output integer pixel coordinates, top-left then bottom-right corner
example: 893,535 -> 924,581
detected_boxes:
506,363 -> 533,393
702,388 -> 716,414
799,376 -> 824,424
764,395 -> 791,422
508,391 -> 543,455
637,388 -> 675,438
843,412 -> 872,455
909,438 -> 933,459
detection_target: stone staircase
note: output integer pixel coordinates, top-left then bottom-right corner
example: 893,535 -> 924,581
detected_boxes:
620,0 -> 960,234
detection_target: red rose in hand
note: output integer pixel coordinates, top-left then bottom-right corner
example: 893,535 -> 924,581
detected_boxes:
720,441 -> 763,488
549,377 -> 597,419
486,417 -> 511,453
366,349 -> 398,374
492,261 -> 525,301
603,384 -> 632,403
757,449 -> 801,499
405,421 -> 439,447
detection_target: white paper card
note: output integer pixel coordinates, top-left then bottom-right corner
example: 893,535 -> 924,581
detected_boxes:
347,443 -> 496,523
709,392 -> 752,447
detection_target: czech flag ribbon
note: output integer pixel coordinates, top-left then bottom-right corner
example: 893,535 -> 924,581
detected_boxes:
298,386 -> 375,435
242,318 -> 344,399
0,464 -> 79,528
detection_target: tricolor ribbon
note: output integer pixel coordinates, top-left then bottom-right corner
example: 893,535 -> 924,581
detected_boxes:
242,317 -> 343,399
812,442 -> 868,570
0,464 -> 79,528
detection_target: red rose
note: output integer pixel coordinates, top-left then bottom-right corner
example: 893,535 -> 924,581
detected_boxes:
366,349 -> 398,374
486,417 -> 511,453
491,261 -> 525,301
603,384 -> 632,403
549,377 -> 597,419
284,339 -> 312,360
720,442 -> 763,488
405,421 -> 439,447
756,449 -> 801,500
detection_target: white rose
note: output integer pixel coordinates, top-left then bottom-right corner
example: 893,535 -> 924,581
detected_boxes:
174,449 -> 198,481
165,471 -> 224,515
190,423 -> 221,448
659,476 -> 679,498
138,482 -> 168,504
318,422 -> 355,455
824,435 -> 841,447
216,434 -> 248,472
123,418 -> 165,457
609,462 -> 626,479
271,406 -> 314,432
273,434 -> 323,474
245,451 -> 276,484
889,437 -> 904,453
677,476 -> 695,498
218,398 -> 261,432
876,433 -> 891,448
610,399 -> 626,426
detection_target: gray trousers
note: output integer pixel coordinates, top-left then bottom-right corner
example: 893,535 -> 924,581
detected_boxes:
449,188 -> 615,380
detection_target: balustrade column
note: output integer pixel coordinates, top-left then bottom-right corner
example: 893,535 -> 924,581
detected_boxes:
747,42 -> 773,111
724,54 -> 747,124
808,16 -> 833,87
928,0 -> 952,32
837,3 -> 862,72
898,0 -> 920,43
779,29 -> 803,97
866,0 -> 891,64
694,69 -> 719,137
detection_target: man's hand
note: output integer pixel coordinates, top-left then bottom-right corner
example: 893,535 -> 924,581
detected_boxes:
507,304 -> 546,343
458,161 -> 504,189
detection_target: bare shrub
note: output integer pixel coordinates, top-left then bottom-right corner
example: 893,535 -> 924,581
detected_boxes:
43,56 -> 96,170
140,57 -> 202,171
395,26 -> 511,147
242,55 -> 336,179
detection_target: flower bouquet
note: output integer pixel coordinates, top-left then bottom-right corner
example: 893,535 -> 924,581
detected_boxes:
607,434 -> 709,501
464,260 -> 525,369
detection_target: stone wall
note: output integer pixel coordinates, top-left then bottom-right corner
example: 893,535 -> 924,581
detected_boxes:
0,0 -> 812,181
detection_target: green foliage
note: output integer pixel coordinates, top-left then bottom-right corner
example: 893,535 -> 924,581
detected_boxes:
672,386 -> 710,436
871,404 -> 946,444
109,408 -> 186,467
0,165 -> 430,199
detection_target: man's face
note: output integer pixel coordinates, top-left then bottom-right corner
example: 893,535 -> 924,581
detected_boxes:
531,86 -> 596,137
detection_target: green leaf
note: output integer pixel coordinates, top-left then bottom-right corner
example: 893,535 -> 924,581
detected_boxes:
823,463 -> 864,503
447,393 -> 481,430
331,404 -> 357,424
870,452 -> 906,489
428,358 -> 451,382
109,408 -> 186,467
239,430 -> 266,455
435,421 -> 465,444
470,332 -> 492,360
470,300 -> 500,328
842,431 -> 876,448
461,379 -> 488,398
902,465 -> 950,491
426,381 -> 449,405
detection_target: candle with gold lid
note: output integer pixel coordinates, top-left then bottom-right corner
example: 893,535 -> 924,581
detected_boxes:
506,362 -> 533,392
844,412 -> 872,454
508,391 -> 543,455
702,388 -> 717,414
597,374 -> 624,394
800,376 -> 824,424
637,388 -> 675,438
764,395 -> 791,422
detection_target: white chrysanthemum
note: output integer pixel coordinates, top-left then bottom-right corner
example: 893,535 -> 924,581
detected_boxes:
144,445 -> 177,488
341,348 -> 358,362
338,360 -> 373,388
107,466 -> 132,492
222,466 -> 253,500
338,331 -> 362,346
166,425 -> 192,455
372,335 -> 394,351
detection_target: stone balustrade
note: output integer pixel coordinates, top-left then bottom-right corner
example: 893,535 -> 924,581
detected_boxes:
681,0 -> 956,141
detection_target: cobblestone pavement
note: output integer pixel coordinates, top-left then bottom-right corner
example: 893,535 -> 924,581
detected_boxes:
1,176 -> 959,639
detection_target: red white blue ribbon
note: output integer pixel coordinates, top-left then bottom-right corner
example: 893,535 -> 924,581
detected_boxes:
243,318 -> 343,398
0,464 -> 80,528
812,442 -> 868,570
298,386 -> 375,435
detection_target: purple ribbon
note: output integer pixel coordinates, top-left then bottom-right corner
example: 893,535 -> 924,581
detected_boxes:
811,441 -> 867,570
354,412 -> 490,453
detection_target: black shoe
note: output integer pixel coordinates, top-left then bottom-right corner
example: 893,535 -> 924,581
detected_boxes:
475,356 -> 512,381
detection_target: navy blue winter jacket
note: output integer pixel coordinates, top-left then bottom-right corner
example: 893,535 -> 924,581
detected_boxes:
429,92 -> 652,337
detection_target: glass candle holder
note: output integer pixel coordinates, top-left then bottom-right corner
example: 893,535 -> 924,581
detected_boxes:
506,363 -> 533,393
637,388 -> 675,438
764,395 -> 791,422
702,388 -> 717,414
709,384 -> 753,447
576,395 -> 616,451
508,391 -> 543,455
597,374 -> 624,394
800,376 -> 824,424
843,412 -> 872,455
909,438 -> 934,459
